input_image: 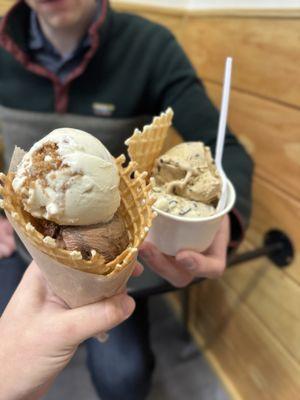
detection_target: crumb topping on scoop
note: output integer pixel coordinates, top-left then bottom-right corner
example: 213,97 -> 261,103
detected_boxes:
12,128 -> 121,225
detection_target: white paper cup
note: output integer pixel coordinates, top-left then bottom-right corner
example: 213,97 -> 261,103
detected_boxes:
147,179 -> 236,256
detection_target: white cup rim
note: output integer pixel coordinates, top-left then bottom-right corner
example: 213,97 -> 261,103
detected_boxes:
152,178 -> 236,223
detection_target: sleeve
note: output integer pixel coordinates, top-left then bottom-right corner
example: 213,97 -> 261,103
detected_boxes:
149,29 -> 254,247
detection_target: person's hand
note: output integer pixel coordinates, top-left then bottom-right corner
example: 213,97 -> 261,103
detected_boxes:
0,262 -> 138,400
139,214 -> 230,287
0,216 -> 16,259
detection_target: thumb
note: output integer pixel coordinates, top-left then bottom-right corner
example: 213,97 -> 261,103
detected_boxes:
63,294 -> 135,344
11,262 -> 47,306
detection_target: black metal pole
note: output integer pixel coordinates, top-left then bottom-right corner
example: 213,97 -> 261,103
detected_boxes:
228,242 -> 282,267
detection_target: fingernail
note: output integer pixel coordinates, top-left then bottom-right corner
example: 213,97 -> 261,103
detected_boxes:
122,297 -> 135,317
180,257 -> 197,271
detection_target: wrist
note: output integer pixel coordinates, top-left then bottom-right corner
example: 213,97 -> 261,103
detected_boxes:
0,343 -> 23,400
0,325 -> 48,400
0,353 -> 49,400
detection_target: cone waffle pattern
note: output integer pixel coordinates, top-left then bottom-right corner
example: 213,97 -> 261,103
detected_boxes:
125,108 -> 174,176
0,155 -> 155,276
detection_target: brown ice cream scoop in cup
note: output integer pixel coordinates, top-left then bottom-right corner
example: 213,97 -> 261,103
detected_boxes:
149,141 -> 236,255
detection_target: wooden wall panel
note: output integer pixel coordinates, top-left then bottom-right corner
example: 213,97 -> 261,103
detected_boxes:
182,17 -> 300,107
113,2 -> 300,18
0,0 -> 12,14
163,127 -> 183,152
205,82 -> 300,202
223,253 -> 300,363
247,176 -> 300,282
189,280 -> 300,400
205,81 -> 300,282
116,6 -> 300,108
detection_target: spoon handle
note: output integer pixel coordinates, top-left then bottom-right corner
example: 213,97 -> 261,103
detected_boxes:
215,57 -> 233,170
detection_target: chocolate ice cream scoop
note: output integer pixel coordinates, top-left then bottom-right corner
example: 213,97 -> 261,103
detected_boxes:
60,214 -> 129,262
32,213 -> 129,263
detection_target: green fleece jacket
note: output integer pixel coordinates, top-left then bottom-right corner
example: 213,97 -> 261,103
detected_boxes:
0,0 -> 253,246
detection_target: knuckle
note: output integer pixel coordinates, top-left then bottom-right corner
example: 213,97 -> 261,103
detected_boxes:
103,299 -> 125,327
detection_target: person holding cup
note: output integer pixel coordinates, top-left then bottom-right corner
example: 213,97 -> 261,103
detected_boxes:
141,141 -> 237,286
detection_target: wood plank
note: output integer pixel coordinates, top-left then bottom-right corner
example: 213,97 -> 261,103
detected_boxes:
185,9 -> 300,18
246,176 -> 300,283
182,17 -> 300,107
163,127 -> 183,153
0,0 -> 12,15
205,82 -> 300,203
113,1 -> 300,18
169,243 -> 300,399
189,332 -> 244,400
167,292 -> 242,400
223,256 -> 300,363
189,280 -> 300,400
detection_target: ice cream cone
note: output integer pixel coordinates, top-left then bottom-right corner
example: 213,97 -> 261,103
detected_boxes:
125,108 -> 174,176
0,148 -> 155,307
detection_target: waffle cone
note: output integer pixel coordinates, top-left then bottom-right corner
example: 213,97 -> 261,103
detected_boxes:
125,108 -> 174,176
0,147 -> 155,307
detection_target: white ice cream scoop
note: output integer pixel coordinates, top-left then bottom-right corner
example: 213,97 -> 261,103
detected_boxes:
12,128 -> 120,226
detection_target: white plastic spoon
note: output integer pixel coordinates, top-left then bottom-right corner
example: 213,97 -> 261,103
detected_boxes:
215,57 -> 233,212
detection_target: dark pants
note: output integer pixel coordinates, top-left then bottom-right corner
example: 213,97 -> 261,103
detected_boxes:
0,253 -> 154,400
